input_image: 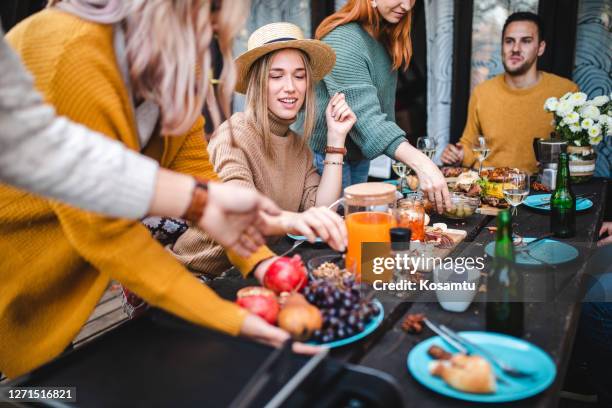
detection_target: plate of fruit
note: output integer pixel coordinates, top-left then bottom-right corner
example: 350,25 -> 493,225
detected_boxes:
235,254 -> 384,348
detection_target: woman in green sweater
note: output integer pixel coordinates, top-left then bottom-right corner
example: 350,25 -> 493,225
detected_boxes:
311,0 -> 450,212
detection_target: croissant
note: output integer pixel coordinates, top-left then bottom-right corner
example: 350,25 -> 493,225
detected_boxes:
429,354 -> 496,394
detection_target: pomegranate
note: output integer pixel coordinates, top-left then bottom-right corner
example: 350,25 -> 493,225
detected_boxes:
236,286 -> 279,324
263,255 -> 308,294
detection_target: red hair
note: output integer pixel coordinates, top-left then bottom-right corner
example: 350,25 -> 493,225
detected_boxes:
315,0 -> 413,71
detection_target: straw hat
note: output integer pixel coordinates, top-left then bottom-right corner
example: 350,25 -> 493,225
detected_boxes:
234,22 -> 336,94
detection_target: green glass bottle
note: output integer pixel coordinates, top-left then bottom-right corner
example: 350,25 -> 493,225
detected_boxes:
486,210 -> 524,336
550,152 -> 576,238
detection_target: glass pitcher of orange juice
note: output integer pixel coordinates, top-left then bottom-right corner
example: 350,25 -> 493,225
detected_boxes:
342,183 -> 397,280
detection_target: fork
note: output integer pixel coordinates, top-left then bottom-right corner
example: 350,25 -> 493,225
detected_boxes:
278,198 -> 344,258
439,324 -> 536,379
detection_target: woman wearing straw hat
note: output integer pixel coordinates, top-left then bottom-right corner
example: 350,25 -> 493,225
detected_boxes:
170,22 -> 354,274
0,1 -> 322,379
311,0 -> 451,213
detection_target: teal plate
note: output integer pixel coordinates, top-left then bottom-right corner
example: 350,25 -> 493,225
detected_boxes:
407,331 -> 556,403
383,179 -> 414,194
287,233 -> 324,243
307,299 -> 384,348
524,194 -> 593,212
485,238 -> 578,266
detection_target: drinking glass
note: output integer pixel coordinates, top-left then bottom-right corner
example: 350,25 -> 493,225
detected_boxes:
391,161 -> 409,195
416,136 -> 437,160
395,196 -> 425,242
503,171 -> 529,216
472,136 -> 490,175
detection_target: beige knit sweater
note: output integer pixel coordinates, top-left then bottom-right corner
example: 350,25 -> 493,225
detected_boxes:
170,112 -> 321,275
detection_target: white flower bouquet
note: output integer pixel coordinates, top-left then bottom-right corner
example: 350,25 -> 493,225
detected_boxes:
544,92 -> 611,146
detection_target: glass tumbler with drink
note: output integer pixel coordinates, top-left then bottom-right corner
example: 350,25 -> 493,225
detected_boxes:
343,183 -> 397,282
395,195 -> 426,242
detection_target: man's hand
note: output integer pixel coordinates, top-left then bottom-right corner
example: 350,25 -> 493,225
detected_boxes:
441,143 -> 464,166
598,222 -> 612,247
199,182 -> 281,257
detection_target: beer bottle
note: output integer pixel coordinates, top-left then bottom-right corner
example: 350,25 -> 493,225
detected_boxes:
486,210 -> 523,336
550,152 -> 576,238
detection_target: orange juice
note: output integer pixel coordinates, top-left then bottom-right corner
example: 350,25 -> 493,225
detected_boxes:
345,211 -> 393,279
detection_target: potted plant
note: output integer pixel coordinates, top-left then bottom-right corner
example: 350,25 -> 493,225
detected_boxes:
544,92 -> 611,182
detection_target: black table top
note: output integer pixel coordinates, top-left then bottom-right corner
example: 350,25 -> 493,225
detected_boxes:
235,177 -> 608,408
7,179 -> 608,408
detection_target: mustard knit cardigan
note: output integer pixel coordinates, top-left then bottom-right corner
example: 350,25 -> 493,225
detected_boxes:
0,10 -> 274,378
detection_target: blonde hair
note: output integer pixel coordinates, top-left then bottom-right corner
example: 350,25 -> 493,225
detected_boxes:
316,0 -> 413,71
244,49 -> 315,157
48,0 -> 246,135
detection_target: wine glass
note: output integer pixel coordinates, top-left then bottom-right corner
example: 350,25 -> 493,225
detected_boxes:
417,136 -> 437,160
472,136 -> 490,175
392,161 -> 409,195
503,171 -> 529,216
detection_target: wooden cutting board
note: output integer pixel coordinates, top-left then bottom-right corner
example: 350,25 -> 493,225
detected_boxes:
477,204 -> 506,216
411,228 -> 468,272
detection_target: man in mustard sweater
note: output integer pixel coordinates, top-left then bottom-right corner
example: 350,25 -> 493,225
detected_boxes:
441,12 -> 579,174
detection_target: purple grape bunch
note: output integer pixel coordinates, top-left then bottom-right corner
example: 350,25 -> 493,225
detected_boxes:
301,276 -> 380,343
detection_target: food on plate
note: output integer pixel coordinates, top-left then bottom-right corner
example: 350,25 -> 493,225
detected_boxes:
264,255 -> 308,294
480,167 -> 520,182
425,226 -> 454,249
401,313 -> 425,334
443,193 -> 480,220
277,293 -> 323,341
427,345 -> 452,360
422,197 -> 434,214
312,261 -> 352,284
430,354 -> 497,394
236,287 -> 280,325
408,175 -> 419,191
454,171 -> 481,196
441,167 -> 470,178
302,276 -> 380,343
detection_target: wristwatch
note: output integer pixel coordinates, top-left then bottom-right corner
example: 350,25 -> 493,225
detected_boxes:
325,146 -> 347,155
183,177 -> 209,223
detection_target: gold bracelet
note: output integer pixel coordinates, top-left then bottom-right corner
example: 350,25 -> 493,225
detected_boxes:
323,160 -> 344,166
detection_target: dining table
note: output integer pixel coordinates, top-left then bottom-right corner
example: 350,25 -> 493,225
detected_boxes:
211,176 -> 609,407
3,178 -> 608,407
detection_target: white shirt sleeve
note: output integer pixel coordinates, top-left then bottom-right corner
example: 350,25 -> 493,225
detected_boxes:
0,31 -> 158,219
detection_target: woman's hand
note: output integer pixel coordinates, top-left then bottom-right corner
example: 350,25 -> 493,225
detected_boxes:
239,313 -> 324,354
394,142 -> 451,213
414,162 -> 451,214
259,208 -> 347,252
325,93 -> 356,146
283,207 -> 347,252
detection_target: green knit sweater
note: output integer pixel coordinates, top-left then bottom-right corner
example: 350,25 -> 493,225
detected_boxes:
310,22 -> 406,161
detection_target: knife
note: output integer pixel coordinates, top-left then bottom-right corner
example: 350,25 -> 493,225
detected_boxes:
515,233 -> 554,252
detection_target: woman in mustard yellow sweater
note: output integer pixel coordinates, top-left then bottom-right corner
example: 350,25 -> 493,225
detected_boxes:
0,1 -> 320,378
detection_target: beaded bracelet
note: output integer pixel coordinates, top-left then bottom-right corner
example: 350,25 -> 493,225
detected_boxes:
323,160 -> 344,166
